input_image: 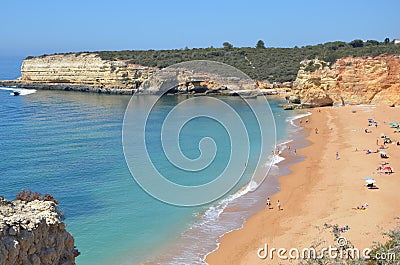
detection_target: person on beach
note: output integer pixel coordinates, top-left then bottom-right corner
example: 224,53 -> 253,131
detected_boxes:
277,200 -> 281,211
266,197 -> 271,209
336,152 -> 339,160
315,128 -> 318,134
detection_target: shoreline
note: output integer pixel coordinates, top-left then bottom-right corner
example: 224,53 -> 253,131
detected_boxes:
0,80 -> 288,97
142,109 -> 310,264
206,105 -> 400,264
201,109 -> 313,264
202,119 -> 311,261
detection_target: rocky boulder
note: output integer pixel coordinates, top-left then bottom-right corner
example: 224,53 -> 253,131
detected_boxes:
0,194 -> 78,265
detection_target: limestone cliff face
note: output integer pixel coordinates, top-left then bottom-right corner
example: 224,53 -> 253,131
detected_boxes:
21,53 -> 157,89
0,197 -> 78,265
16,54 -> 265,95
292,55 -> 400,106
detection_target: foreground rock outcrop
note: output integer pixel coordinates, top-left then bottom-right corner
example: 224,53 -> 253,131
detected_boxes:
0,194 -> 78,265
291,54 -> 400,107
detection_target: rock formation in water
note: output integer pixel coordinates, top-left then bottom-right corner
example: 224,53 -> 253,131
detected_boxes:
7,52 -> 400,104
21,53 -> 156,89
290,55 -> 400,107
0,53 -> 283,95
0,194 -> 79,265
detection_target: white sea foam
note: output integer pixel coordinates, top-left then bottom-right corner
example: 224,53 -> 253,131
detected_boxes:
286,111 -> 311,127
0,87 -> 37,96
201,147 -> 287,223
200,179 -> 259,224
272,154 -> 285,165
278,139 -> 294,147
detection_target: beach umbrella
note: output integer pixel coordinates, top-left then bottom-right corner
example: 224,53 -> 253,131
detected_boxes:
380,151 -> 387,155
364,178 -> 376,184
368,118 -> 374,122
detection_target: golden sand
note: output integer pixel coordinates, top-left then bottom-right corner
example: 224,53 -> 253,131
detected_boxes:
206,105 -> 400,264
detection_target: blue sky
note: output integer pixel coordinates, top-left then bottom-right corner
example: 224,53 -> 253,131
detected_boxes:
1,0 -> 399,56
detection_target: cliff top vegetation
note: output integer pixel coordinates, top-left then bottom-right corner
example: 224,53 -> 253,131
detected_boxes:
30,39 -> 400,83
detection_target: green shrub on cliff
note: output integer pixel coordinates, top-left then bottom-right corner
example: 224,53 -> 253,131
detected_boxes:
31,40 -> 400,82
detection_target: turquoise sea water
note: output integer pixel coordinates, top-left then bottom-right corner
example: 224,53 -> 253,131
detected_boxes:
0,61 -> 305,264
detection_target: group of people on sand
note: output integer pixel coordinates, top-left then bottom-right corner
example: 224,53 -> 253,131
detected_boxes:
271,147 -> 281,156
351,117 -> 400,211
266,197 -> 281,211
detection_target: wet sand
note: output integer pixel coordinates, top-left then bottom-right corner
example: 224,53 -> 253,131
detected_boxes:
206,105 -> 400,264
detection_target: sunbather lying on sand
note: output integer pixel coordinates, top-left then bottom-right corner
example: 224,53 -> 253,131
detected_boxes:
334,225 -> 351,234
365,149 -> 379,154
352,203 -> 368,210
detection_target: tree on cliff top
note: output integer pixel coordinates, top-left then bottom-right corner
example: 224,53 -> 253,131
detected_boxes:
349,39 -> 364,48
222,42 -> 234,50
256,40 -> 266,49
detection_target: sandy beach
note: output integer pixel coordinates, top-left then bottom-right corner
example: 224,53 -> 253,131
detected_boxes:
207,105 -> 400,264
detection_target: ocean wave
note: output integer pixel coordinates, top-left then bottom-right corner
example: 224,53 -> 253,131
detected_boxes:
286,111 -> 311,127
201,147 -> 286,224
198,179 -> 259,226
272,154 -> 285,165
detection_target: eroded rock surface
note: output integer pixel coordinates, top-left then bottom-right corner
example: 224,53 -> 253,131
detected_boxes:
0,196 -> 78,265
291,55 -> 400,106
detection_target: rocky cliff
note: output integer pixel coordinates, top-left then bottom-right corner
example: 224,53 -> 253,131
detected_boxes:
291,55 -> 400,106
0,195 -> 78,265
18,53 -> 157,93
5,54 -> 276,95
